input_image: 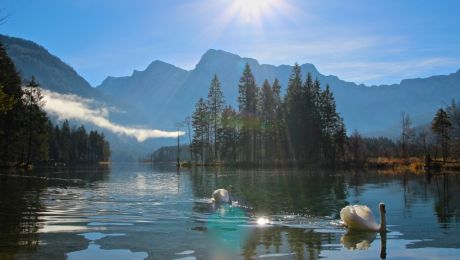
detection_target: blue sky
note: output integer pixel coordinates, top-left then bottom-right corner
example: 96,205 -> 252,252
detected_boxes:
1,0 -> 459,86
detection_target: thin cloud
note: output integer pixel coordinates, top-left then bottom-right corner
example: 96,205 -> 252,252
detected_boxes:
42,90 -> 184,142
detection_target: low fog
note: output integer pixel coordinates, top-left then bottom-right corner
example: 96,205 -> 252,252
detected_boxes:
42,89 -> 184,142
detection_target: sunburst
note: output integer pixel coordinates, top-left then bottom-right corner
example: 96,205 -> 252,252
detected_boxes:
230,0 -> 281,25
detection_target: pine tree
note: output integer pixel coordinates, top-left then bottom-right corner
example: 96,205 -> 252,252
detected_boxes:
0,42 -> 25,164
22,77 -> 49,164
238,63 -> 258,162
446,99 -> 460,158
285,63 -> 304,161
319,84 -> 339,161
207,74 -> 224,160
260,80 -> 276,161
303,74 -> 321,161
218,105 -> 239,162
432,108 -> 452,163
191,98 -> 209,163
271,78 -> 285,161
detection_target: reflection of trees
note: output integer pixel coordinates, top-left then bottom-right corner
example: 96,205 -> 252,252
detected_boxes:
433,173 -> 459,225
0,166 -> 110,259
189,168 -> 348,217
0,174 -> 46,258
242,227 -> 339,260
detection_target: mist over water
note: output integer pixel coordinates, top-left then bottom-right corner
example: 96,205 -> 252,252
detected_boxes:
42,89 -> 184,141
1,165 -> 459,259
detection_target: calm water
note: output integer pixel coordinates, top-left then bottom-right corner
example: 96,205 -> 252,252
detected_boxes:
1,164 -> 460,259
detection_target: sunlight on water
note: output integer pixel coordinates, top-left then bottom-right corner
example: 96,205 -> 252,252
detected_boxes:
256,217 -> 270,226
1,164 -> 460,259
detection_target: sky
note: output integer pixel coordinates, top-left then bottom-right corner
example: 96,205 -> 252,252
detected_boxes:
1,0 -> 459,86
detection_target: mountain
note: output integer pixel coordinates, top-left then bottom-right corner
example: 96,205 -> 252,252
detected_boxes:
2,34 -> 459,157
0,34 -> 170,160
0,34 -> 102,99
98,49 -> 460,133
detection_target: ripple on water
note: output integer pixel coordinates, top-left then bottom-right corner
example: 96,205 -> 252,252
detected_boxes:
66,244 -> 148,260
66,232 -> 148,260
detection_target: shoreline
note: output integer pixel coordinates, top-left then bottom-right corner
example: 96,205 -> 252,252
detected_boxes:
154,157 -> 460,173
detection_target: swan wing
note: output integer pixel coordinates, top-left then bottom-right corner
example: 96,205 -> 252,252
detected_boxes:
340,205 -> 380,232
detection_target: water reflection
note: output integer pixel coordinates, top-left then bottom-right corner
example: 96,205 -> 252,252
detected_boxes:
0,166 -> 109,259
1,164 -> 460,259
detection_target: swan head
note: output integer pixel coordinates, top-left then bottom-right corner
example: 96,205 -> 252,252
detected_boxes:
227,185 -> 233,192
379,203 -> 386,214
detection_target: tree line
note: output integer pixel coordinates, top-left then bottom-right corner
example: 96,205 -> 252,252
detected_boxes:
190,63 -> 346,165
348,100 -> 460,164
0,42 -> 110,167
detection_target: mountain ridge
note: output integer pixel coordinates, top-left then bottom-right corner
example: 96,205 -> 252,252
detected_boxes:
97,48 -> 460,133
2,34 -> 459,136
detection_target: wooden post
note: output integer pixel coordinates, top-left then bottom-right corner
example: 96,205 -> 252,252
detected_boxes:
177,128 -> 180,168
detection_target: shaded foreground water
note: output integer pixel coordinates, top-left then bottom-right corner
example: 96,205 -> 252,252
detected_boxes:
1,164 -> 460,259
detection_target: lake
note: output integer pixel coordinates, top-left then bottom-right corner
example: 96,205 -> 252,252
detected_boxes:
1,164 -> 459,259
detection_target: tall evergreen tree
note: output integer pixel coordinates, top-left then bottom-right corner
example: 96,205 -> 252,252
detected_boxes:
432,108 -> 452,163
0,42 -> 23,164
22,77 -> 49,164
319,84 -> 340,161
285,63 -> 304,161
191,98 -> 209,163
260,80 -> 277,161
238,63 -> 258,162
218,105 -> 239,162
207,74 -> 224,160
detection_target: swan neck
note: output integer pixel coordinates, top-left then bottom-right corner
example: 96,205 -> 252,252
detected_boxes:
379,208 -> 386,232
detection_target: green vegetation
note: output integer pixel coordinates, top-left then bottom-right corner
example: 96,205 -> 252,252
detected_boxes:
190,63 -> 345,166
0,42 -> 110,168
347,101 -> 460,168
159,64 -> 460,169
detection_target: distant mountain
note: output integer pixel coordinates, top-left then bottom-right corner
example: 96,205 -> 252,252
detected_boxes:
98,49 -> 460,133
0,34 -> 167,160
0,34 -> 102,99
2,34 -> 459,157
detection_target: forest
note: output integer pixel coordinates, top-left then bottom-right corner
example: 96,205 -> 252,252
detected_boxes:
0,42 -> 110,167
151,63 -> 460,167
189,63 -> 346,165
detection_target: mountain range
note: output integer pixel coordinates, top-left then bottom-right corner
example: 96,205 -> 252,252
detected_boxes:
97,48 -> 460,134
1,34 -> 459,158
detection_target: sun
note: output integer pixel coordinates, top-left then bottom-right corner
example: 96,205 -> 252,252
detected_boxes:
230,0 -> 281,25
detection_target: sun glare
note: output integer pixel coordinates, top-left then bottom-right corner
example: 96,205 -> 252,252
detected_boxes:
257,217 -> 270,226
231,0 -> 280,25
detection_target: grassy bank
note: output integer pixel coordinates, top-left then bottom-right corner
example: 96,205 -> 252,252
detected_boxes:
170,157 -> 460,173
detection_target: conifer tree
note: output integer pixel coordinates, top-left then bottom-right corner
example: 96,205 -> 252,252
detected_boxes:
0,42 -> 23,164
285,63 -> 304,161
432,108 -> 452,163
22,77 -> 49,164
207,74 -> 224,160
238,63 -> 258,162
191,98 -> 209,163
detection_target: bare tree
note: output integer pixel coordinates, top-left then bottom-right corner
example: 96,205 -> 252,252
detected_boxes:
401,112 -> 413,158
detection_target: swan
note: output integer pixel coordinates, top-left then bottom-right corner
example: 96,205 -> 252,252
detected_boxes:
212,185 -> 232,204
340,203 -> 386,232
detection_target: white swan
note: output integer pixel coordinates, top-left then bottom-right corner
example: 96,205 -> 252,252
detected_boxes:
212,186 -> 232,204
340,203 -> 386,232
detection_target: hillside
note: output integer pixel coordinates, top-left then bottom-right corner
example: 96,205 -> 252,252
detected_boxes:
98,49 -> 460,133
